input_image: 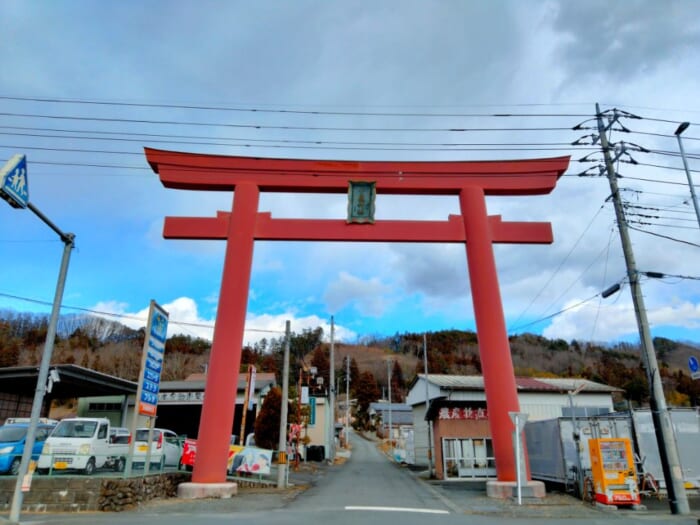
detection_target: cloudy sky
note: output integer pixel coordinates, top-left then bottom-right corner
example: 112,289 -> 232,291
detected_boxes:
1,0 -> 699,348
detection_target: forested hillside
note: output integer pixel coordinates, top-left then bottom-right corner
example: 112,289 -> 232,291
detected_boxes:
1,310 -> 699,408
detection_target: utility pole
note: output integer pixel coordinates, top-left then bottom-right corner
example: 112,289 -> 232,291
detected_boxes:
276,321 -> 290,488
423,334 -> 434,478
328,316 -> 335,463
596,104 -> 689,515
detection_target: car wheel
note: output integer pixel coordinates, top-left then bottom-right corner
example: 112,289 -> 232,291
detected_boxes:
114,457 -> 125,472
83,458 -> 96,476
36,468 -> 49,475
10,458 -> 21,476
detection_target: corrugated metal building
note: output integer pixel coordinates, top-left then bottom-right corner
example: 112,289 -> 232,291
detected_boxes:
406,374 -> 620,480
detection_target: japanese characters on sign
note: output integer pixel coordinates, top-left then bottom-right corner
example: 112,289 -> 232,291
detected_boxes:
158,391 -> 205,403
137,301 -> 168,417
438,407 -> 488,420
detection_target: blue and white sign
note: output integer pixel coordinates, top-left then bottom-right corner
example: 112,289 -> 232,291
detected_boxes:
0,154 -> 29,208
689,356 -> 699,380
138,301 -> 168,417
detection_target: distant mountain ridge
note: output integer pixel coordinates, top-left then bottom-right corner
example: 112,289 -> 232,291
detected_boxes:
1,310 -> 699,407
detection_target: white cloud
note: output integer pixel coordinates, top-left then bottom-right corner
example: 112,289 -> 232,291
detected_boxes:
90,296 -> 357,346
324,272 -> 393,317
542,294 -> 700,343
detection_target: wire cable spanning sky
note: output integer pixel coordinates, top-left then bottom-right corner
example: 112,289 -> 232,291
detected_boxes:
1,1 -> 699,346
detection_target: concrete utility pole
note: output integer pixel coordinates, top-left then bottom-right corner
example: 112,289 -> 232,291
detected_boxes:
596,104 -> 689,515
328,316 -> 335,463
277,321 -> 291,488
423,334 -> 434,477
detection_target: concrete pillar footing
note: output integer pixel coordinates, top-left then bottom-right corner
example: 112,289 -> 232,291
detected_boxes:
486,480 -> 546,499
177,482 -> 238,499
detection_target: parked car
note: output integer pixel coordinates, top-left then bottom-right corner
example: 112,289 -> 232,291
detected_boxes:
37,417 -> 128,474
179,435 -> 243,473
0,423 -> 55,475
108,427 -> 131,445
133,428 -> 181,469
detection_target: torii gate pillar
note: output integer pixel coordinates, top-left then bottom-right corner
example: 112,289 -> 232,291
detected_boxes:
460,186 -> 523,488
146,148 -> 569,492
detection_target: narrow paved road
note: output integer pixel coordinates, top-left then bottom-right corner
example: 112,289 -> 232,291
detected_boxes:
285,430 -> 452,516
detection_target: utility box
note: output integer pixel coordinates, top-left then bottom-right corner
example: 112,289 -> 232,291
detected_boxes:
588,438 -> 640,506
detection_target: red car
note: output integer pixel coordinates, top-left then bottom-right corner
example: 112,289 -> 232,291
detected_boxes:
179,435 -> 243,473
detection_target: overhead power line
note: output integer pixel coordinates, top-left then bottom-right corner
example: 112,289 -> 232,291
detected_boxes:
0,291 -> 284,335
0,94 -> 593,118
0,112 -> 577,133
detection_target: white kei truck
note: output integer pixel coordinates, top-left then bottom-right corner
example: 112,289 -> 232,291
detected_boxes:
37,417 -> 129,475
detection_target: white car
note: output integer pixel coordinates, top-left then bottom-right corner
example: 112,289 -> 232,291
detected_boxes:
133,428 -> 181,469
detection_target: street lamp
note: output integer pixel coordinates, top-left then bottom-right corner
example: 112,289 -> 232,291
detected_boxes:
674,122 -> 700,230
1,154 -> 75,524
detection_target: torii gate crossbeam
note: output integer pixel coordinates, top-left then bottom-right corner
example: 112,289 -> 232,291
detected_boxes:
146,147 -> 569,490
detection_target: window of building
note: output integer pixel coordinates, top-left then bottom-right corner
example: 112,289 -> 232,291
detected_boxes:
442,437 -> 497,479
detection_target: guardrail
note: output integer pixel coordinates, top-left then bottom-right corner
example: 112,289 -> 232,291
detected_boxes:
29,452 -> 180,478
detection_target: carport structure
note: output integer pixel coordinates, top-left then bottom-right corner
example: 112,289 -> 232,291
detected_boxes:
146,147 -> 569,486
0,364 -> 137,422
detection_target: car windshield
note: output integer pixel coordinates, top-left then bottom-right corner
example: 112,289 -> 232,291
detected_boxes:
51,420 -> 97,438
0,426 -> 27,442
135,429 -> 160,442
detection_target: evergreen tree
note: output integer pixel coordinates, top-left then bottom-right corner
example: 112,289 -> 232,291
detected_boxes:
254,387 -> 282,450
391,360 -> 406,402
354,370 -> 381,430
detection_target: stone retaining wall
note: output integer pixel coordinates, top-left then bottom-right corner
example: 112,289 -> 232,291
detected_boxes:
0,472 -> 191,513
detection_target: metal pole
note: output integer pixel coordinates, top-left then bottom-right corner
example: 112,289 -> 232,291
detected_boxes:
423,334 -> 434,477
387,359 -> 393,460
328,316 -> 335,463
345,355 -> 350,448
9,230 -> 74,524
597,104 -> 689,515
568,385 -> 584,498
277,321 -> 291,488
674,122 -> 700,230
515,413 -> 522,505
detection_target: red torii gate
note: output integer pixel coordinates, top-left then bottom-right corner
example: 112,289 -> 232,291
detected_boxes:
146,147 -> 569,486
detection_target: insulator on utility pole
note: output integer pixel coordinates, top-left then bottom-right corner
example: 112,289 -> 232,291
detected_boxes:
595,103 -> 689,515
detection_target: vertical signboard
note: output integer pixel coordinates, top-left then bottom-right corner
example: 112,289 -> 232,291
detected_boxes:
137,301 -> 169,417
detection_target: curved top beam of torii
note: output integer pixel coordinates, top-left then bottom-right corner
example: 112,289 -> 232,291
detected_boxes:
145,147 -> 570,196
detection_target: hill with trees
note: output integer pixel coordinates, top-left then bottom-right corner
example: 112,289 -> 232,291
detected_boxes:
2,310 -> 699,422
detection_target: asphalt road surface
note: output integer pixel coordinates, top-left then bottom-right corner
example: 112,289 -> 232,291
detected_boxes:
3,430 -> 699,525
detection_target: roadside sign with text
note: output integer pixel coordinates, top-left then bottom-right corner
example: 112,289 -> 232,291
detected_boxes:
137,301 -> 169,416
